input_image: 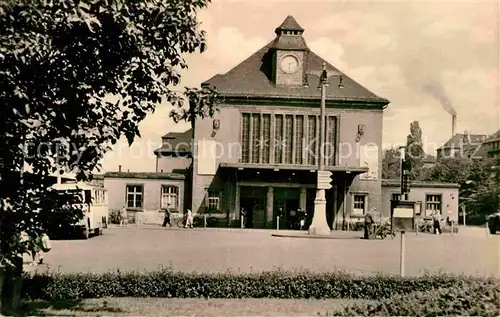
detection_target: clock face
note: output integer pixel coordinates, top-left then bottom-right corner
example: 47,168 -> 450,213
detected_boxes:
280,55 -> 299,74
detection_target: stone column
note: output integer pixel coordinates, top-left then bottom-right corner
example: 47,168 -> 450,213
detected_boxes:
299,188 -> 307,211
266,187 -> 274,225
332,185 -> 338,230
235,184 -> 240,221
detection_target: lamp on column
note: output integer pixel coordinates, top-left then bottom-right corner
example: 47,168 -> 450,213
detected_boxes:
308,62 -> 332,236
338,75 -> 345,89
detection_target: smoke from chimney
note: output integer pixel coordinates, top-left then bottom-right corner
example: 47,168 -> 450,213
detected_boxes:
422,81 -> 457,116
402,60 -> 459,138
452,114 -> 457,137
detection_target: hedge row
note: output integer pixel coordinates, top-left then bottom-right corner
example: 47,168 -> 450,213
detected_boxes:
331,280 -> 500,316
22,268 -> 499,301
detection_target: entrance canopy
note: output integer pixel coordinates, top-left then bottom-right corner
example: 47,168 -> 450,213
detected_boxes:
219,162 -> 368,173
219,163 -> 368,185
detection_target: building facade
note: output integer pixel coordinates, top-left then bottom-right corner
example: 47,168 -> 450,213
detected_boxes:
436,131 -> 488,160
473,129 -> 500,159
104,171 -> 186,224
178,16 -> 390,229
381,179 -> 460,223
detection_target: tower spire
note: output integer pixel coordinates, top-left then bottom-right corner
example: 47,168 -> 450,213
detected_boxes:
274,15 -> 305,35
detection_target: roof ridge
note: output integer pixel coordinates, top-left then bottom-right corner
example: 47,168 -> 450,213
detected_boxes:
202,33 -> 389,104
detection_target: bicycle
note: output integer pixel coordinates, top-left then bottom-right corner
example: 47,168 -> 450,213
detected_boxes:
417,220 -> 434,234
176,214 -> 217,228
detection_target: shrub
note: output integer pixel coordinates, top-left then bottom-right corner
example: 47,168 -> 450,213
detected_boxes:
21,268 -> 499,301
108,210 -> 121,225
330,281 -> 500,316
348,220 -> 364,231
416,219 -> 460,234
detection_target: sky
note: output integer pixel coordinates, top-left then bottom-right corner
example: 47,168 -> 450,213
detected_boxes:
100,0 -> 500,173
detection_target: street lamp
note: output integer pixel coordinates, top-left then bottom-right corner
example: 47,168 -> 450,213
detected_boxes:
308,62 -> 332,235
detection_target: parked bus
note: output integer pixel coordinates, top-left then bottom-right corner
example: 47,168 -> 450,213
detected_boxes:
50,182 -> 108,239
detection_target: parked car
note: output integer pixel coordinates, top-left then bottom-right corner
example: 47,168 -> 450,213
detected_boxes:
486,213 -> 500,234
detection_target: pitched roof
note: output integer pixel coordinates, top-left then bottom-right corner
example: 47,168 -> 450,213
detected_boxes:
437,133 -> 488,150
271,35 -> 309,51
471,129 -> 500,158
155,129 -> 192,154
471,143 -> 489,158
203,44 -> 388,104
202,16 -> 389,105
483,129 -> 500,143
275,15 -> 304,33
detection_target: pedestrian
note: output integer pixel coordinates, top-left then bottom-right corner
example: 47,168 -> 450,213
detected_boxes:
433,211 -> 442,235
120,205 -> 127,227
364,207 -> 376,239
184,209 -> 194,228
162,209 -> 171,227
29,232 -> 51,266
240,208 -> 246,228
298,208 -> 305,230
37,233 -> 52,265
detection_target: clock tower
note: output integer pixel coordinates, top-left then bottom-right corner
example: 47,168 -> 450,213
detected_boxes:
271,15 -> 310,87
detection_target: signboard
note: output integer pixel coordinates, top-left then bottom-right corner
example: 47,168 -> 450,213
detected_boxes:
317,170 -> 332,190
415,201 -> 422,216
359,145 -> 379,180
390,200 -> 416,232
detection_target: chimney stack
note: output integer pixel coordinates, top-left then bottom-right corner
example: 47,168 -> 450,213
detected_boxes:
118,165 -> 122,172
452,114 -> 457,137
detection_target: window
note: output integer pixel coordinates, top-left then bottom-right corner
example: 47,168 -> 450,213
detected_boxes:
207,189 -> 220,211
241,114 -> 250,163
392,193 -> 401,201
94,189 -> 104,205
126,185 -> 143,208
415,201 -> 422,216
161,185 -> 178,211
425,194 -> 442,216
238,113 -> 335,166
326,116 -> 337,166
352,195 -> 367,216
307,115 -> 317,165
284,115 -> 293,164
262,114 -> 271,163
295,115 -> 303,164
274,115 -> 283,164
251,114 -> 261,163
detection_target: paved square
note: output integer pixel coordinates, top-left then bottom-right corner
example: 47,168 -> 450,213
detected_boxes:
29,226 -> 499,277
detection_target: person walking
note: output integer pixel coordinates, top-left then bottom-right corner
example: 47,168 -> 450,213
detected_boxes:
120,205 -> 127,227
184,209 -> 194,228
37,233 -> 52,265
364,207 -> 376,239
162,209 -> 172,227
433,211 -> 442,235
29,233 -> 51,265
